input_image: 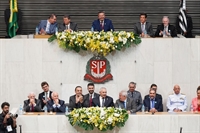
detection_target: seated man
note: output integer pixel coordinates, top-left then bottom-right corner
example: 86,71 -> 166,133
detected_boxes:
92,11 -> 114,32
37,14 -> 57,35
115,90 -> 137,114
133,13 -> 154,37
155,16 -> 177,37
144,84 -> 162,103
58,15 -> 78,32
167,85 -> 187,112
23,92 -> 42,112
47,92 -> 66,112
69,86 -> 85,112
143,89 -> 163,113
92,87 -> 114,107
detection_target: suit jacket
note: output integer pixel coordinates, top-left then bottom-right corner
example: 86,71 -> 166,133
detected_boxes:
144,93 -> 163,103
92,96 -> 114,107
127,90 -> 143,112
69,95 -> 85,112
191,97 -> 200,111
133,22 -> 154,37
58,22 -> 78,32
23,99 -> 42,112
83,93 -> 99,107
115,97 -> 137,113
143,97 -> 163,112
176,15 -> 193,38
38,91 -> 53,109
92,18 -> 114,32
37,20 -> 57,35
47,99 -> 66,112
4,8 -> 22,37
155,24 -> 177,37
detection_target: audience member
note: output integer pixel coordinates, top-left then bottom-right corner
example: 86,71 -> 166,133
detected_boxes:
167,85 -> 187,112
127,82 -> 142,112
155,16 -> 177,37
191,86 -> 200,112
92,10 -> 114,32
23,92 -> 42,112
133,13 -> 154,37
92,87 -> 114,107
115,90 -> 137,114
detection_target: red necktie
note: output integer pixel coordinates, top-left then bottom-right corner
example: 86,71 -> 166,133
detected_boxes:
31,104 -> 34,112
100,21 -> 104,30
89,95 -> 92,107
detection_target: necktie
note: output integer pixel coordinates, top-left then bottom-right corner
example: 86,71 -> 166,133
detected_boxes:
31,104 -> 34,112
46,22 -> 50,32
89,94 -> 92,107
164,27 -> 167,35
45,92 -> 47,101
151,99 -> 154,108
100,21 -> 104,30
141,24 -> 145,33
123,101 -> 126,109
131,92 -> 134,98
102,98 -> 105,107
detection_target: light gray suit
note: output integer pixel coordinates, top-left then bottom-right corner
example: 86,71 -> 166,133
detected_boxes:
133,22 -> 154,37
115,97 -> 137,114
127,90 -> 143,112
58,22 -> 78,32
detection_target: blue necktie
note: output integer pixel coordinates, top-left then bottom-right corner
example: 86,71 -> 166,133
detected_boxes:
124,101 -> 126,109
151,99 -> 154,108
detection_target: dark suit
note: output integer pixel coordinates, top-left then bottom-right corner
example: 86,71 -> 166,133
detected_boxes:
133,22 -> 154,37
69,95 -> 85,112
155,24 -> 177,37
176,15 -> 193,38
38,91 -> 53,109
23,99 -> 42,112
115,97 -> 137,113
47,99 -> 66,112
127,90 -> 142,112
58,22 -> 78,32
83,93 -> 99,107
92,96 -> 114,107
4,8 -> 22,38
144,93 -> 163,104
37,20 -> 57,35
143,97 -> 163,112
92,18 -> 114,32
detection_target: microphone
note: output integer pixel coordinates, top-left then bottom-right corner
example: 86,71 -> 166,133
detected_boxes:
19,125 -> 22,133
180,127 -> 182,133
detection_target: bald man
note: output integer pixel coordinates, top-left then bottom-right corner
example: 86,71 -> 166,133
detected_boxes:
47,92 -> 66,112
155,16 -> 177,37
167,85 -> 187,112
92,87 -> 114,107
23,92 -> 42,112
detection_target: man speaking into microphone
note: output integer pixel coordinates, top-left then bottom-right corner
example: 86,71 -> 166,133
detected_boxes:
0,102 -> 17,133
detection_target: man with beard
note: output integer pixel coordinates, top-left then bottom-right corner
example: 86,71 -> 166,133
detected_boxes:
0,102 -> 17,133
83,83 -> 99,107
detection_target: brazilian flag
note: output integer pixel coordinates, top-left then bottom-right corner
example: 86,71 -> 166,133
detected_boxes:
9,0 -> 19,38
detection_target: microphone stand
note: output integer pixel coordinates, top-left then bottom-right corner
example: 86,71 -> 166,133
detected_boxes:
180,127 -> 182,133
19,125 -> 22,133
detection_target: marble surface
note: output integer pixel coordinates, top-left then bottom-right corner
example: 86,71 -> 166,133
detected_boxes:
16,113 -> 200,133
0,38 -> 200,111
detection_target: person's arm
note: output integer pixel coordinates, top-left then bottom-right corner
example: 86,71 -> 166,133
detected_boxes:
133,24 -> 138,35
109,20 -> 114,31
57,101 -> 66,112
0,115 -> 7,130
155,25 -> 162,37
166,96 -> 174,111
137,93 -> 142,111
74,23 -> 78,32
23,101 -> 30,112
148,23 -> 154,37
34,100 -> 42,112
68,97 -> 74,112
130,99 -> 137,113
157,101 -> 163,112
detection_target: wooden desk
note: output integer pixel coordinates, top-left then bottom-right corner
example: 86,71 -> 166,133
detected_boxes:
34,35 -> 51,38
23,112 -> 56,115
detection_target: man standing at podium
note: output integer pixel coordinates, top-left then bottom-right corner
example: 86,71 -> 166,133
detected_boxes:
92,11 -> 114,32
127,82 -> 142,112
37,14 -> 57,35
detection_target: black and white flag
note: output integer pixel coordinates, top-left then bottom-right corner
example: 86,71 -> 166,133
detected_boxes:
178,0 -> 187,34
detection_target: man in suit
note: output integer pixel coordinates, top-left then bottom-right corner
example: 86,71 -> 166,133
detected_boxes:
23,92 -> 42,112
143,89 -> 163,113
92,87 -> 114,107
127,82 -> 142,112
83,83 -> 99,107
155,16 -> 177,37
144,84 -> 162,103
115,90 -> 137,114
37,14 -> 57,35
92,11 -> 114,32
69,86 -> 85,112
47,92 -> 66,112
58,15 -> 78,32
176,9 -> 193,38
4,1 -> 22,38
133,13 -> 154,37
38,81 -> 53,109
0,102 -> 17,133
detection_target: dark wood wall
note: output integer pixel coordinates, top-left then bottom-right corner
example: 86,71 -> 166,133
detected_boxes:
0,0 -> 199,37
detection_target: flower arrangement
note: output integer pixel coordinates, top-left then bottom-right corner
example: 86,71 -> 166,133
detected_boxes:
67,107 -> 129,131
48,31 -> 141,56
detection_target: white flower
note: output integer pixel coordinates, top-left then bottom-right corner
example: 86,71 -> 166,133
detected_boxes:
114,113 -> 120,117
109,37 -> 114,44
127,32 -> 131,38
118,36 -> 123,42
107,117 -> 113,124
123,38 -> 127,44
97,35 -> 101,39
